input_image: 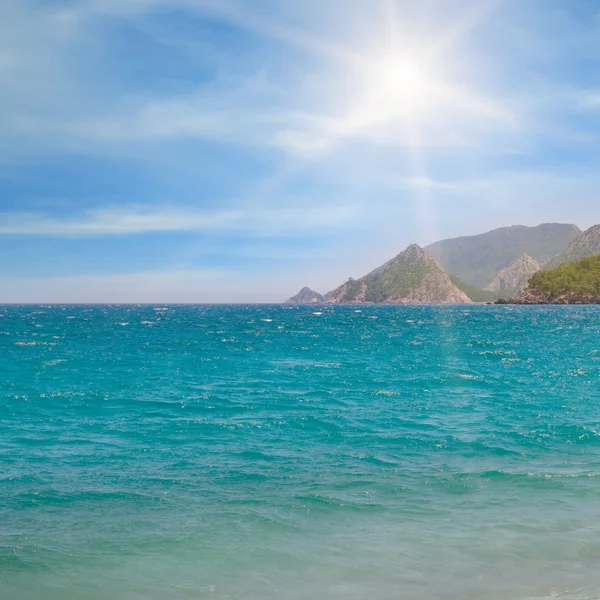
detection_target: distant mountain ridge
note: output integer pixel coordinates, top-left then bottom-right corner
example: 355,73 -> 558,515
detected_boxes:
285,222 -> 588,305
544,225 -> 600,270
326,244 -> 471,304
426,223 -> 580,288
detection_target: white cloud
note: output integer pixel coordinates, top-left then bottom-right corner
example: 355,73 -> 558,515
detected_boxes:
0,204 -> 358,237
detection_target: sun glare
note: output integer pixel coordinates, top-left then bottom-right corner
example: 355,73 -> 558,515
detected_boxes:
370,57 -> 432,113
379,60 -> 424,98
325,54 -> 439,148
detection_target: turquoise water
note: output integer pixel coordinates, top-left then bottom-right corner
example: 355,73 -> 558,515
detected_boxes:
1,305 -> 600,600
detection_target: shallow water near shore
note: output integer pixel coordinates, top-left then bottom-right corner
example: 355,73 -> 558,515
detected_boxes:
1,304 -> 600,600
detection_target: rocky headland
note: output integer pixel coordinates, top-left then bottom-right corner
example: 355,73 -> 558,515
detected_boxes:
500,254 -> 600,304
285,287 -> 325,304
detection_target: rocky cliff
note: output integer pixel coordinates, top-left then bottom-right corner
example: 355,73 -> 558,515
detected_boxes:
327,244 -> 471,304
544,225 -> 600,270
285,287 -> 324,304
484,254 -> 540,294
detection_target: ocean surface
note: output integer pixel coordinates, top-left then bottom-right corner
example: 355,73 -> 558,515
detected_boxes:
1,305 -> 600,600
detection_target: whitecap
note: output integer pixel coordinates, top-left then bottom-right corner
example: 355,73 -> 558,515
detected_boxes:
44,359 -> 67,367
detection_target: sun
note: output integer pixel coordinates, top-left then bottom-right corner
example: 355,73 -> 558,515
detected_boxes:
368,57 -> 433,114
320,54 -> 439,148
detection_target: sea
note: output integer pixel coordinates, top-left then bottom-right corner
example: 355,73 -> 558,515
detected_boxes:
1,304 -> 600,600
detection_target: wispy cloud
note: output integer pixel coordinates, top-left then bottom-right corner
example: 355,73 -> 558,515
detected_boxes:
0,204 -> 358,237
0,0 -> 523,160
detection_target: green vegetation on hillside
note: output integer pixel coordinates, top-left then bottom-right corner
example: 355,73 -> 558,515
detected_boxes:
449,275 -> 511,303
527,254 -> 600,299
336,258 -> 428,303
337,277 -> 364,302
363,259 -> 427,303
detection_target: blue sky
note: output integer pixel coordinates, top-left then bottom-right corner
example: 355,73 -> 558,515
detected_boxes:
1,0 -> 600,302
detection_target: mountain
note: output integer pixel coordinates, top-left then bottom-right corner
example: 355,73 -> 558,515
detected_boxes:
506,254 -> 600,304
426,223 -> 581,288
544,225 -> 600,270
327,244 -> 471,304
285,287 -> 325,304
484,254 -> 540,294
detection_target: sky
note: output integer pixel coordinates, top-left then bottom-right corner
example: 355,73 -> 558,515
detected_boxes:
1,0 -> 600,302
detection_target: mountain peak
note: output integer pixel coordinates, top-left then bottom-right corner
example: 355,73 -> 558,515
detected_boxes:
485,253 -> 540,293
285,287 -> 324,304
327,244 -> 471,305
544,224 -> 600,270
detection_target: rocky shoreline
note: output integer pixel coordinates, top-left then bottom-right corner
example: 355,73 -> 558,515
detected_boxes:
497,291 -> 600,305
